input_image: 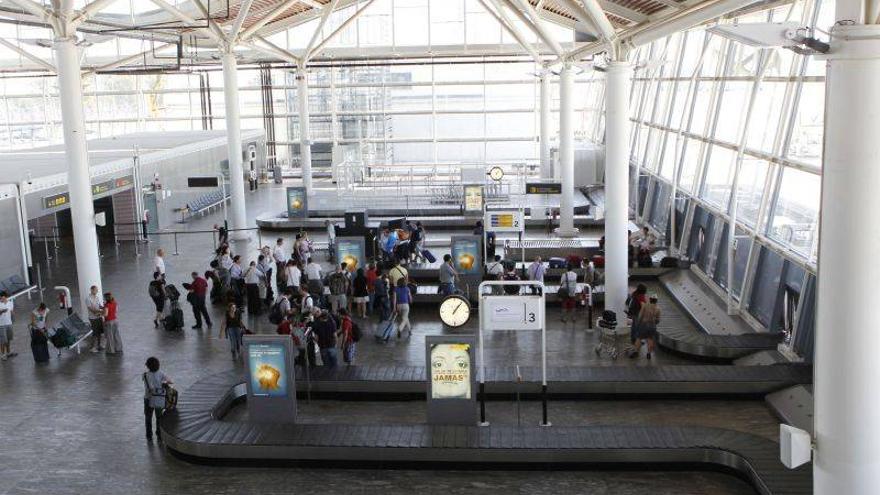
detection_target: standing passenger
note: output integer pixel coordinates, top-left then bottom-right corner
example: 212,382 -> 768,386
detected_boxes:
103,293 -> 123,354
86,285 -> 105,353
142,357 -> 171,441
244,261 -> 263,315
0,291 -> 14,360
154,248 -> 166,280
220,303 -> 245,360
633,294 -> 661,359
527,256 -> 545,295
439,254 -> 459,296
559,264 -> 579,324
189,272 -> 212,329
148,272 -> 166,328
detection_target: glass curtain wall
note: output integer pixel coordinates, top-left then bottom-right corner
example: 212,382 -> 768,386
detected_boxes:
608,0 -> 830,357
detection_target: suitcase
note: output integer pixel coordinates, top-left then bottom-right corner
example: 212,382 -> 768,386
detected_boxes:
30,328 -> 50,363
548,257 -> 567,269
421,249 -> 437,264
660,256 -> 679,268
375,317 -> 396,342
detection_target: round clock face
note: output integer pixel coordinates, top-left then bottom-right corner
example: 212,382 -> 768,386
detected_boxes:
489,166 -> 504,181
439,295 -> 471,328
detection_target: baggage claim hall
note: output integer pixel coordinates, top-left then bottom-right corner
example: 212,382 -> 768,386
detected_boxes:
0,0 -> 872,493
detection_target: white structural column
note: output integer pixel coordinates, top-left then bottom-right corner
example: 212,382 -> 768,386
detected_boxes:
55,35 -> 102,312
554,64 -> 578,237
539,73 -> 552,179
297,71 -> 313,194
221,51 -> 248,237
814,22 -> 880,495
603,61 -> 633,317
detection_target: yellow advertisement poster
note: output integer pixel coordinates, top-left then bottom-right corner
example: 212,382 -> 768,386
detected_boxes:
430,343 -> 472,399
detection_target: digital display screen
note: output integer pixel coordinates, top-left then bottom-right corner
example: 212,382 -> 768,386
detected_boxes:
451,237 -> 481,276
490,213 -> 515,229
43,192 -> 69,209
92,181 -> 112,195
464,185 -> 483,212
248,343 -> 288,398
336,238 -> 363,272
286,186 -> 307,218
430,343 -> 472,400
187,177 -> 219,188
526,182 -> 562,195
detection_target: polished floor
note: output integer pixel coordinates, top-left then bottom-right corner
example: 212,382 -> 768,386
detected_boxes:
0,183 -> 772,494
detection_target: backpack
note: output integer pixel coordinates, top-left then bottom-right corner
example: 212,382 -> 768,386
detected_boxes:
148,282 -> 161,299
268,301 -> 283,324
329,273 -> 347,295
351,321 -> 362,342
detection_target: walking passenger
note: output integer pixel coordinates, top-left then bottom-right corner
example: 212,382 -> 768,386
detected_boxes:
154,248 -> 166,280
633,294 -> 661,359
29,302 -> 49,363
365,263 -> 378,316
188,272 -> 212,329
392,278 -> 413,339
142,357 -> 172,442
148,272 -> 166,328
103,293 -> 123,354
373,272 -> 391,322
220,303 -> 246,360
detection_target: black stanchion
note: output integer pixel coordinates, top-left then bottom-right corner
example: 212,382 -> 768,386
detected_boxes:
479,382 -> 486,424
541,384 -> 549,426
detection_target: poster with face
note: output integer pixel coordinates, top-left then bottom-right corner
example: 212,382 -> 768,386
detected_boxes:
336,237 -> 364,272
286,187 -> 307,218
248,343 -> 288,398
430,343 -> 472,399
451,236 -> 482,276
464,185 -> 483,212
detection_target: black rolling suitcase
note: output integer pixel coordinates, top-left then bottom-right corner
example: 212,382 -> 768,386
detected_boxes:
421,249 -> 437,264
30,327 -> 50,363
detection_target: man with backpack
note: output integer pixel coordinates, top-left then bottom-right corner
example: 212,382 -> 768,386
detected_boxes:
327,263 -> 350,315
338,309 -> 361,364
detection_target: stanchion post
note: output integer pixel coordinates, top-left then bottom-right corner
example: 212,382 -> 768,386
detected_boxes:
173,232 -> 179,255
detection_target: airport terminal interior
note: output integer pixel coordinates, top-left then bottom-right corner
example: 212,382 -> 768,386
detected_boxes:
0,0 -> 874,493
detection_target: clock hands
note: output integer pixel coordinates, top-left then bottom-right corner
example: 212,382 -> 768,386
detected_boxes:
452,301 -> 464,315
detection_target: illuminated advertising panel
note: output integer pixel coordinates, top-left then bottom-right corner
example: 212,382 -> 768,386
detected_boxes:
286,186 -> 307,218
450,235 -> 482,276
430,343 -> 473,400
247,342 -> 288,398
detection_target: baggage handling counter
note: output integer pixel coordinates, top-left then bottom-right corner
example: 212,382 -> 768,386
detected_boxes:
161,371 -> 811,495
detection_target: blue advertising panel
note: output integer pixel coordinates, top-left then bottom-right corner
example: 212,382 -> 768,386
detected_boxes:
451,235 -> 482,276
286,186 -> 307,218
248,343 -> 289,398
336,236 -> 365,273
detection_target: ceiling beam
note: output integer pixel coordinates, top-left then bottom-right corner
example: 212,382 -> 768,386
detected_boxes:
239,0 -> 302,42
303,0 -> 339,63
84,41 -> 175,73
596,0 -> 648,23
478,0 -> 542,62
256,0 -> 359,37
501,0 -> 564,57
189,0 -> 228,42
306,0 -> 376,61
147,0 -> 226,45
241,38 -> 300,65
4,0 -> 52,21
557,0 -> 616,42
229,0 -> 255,42
0,37 -> 55,71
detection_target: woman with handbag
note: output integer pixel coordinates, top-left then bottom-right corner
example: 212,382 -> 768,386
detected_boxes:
142,356 -> 172,441
220,303 -> 246,360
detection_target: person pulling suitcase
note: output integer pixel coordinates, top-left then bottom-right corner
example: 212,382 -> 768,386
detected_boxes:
30,303 -> 50,363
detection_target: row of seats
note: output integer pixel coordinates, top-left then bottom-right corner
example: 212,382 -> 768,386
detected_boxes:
188,190 -> 228,215
0,274 -> 32,297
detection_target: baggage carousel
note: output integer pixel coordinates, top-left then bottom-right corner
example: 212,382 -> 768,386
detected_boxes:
161,370 -> 812,495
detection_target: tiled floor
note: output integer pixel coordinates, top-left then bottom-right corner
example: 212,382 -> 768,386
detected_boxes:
0,182 -> 768,494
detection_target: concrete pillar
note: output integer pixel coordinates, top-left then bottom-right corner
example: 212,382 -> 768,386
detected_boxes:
603,61 -> 633,318
297,71 -> 313,194
55,35 -> 102,313
220,51 -> 248,238
554,64 -> 578,237
814,22 -> 880,495
539,73 -> 552,179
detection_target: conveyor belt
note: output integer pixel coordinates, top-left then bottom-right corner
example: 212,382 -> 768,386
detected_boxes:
160,371 -> 812,495
296,363 -> 811,397
652,281 -> 782,360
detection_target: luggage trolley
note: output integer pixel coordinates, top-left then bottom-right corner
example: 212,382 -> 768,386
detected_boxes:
594,310 -> 630,360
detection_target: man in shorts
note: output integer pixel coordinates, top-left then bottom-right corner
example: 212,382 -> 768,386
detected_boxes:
0,291 -> 15,360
